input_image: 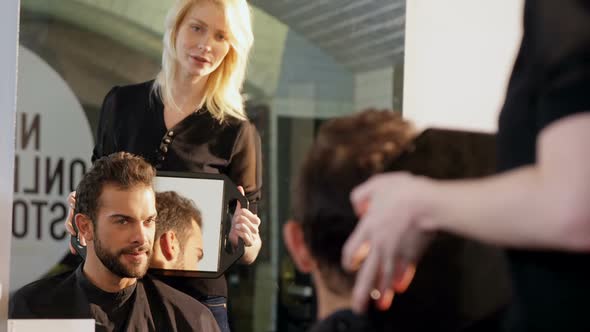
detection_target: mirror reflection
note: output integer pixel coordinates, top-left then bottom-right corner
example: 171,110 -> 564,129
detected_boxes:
7,0 -> 588,332
151,191 -> 207,272
11,0 -> 407,330
152,176 -> 227,273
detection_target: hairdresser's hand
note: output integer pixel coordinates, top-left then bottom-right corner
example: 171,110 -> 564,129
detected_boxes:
64,191 -> 86,254
229,186 -> 261,249
342,172 -> 434,313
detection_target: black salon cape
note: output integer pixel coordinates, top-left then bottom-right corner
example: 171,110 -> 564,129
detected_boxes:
308,310 -> 381,332
9,267 -> 220,332
309,305 -> 503,332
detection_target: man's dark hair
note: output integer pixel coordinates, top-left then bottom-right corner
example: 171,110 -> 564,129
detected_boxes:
75,152 -> 156,224
155,191 -> 202,250
294,110 -> 510,331
292,109 -> 415,293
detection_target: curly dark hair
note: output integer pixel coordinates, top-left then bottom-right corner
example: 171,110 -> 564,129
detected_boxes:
292,110 -> 505,329
154,191 -> 202,251
74,152 -> 155,225
292,109 -> 415,293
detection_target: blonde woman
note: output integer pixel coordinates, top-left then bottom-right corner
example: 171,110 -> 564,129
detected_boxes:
66,1 -> 261,330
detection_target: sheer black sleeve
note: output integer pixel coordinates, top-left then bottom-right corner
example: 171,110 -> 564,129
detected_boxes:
228,121 -> 263,214
92,86 -> 120,163
534,0 -> 590,128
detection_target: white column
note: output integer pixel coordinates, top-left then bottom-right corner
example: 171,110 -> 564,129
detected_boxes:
354,66 -> 394,112
403,0 -> 524,132
0,1 -> 20,331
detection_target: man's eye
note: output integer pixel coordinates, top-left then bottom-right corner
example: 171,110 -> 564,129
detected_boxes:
145,218 -> 156,225
117,219 -> 128,225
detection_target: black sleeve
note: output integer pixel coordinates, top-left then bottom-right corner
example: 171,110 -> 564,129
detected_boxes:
92,86 -> 120,163
9,291 -> 33,318
228,121 -> 263,214
534,0 -> 590,127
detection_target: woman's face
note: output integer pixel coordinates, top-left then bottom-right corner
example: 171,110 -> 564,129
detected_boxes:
175,1 -> 231,80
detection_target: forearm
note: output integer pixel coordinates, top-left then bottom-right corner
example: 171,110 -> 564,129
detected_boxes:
423,165 -> 590,251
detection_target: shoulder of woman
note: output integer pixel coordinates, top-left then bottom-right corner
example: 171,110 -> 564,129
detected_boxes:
223,119 -> 261,147
223,115 -> 257,132
101,80 -> 156,114
108,80 -> 155,102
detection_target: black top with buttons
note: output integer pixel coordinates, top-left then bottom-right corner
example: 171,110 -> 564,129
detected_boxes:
92,80 -> 262,298
497,1 -> 590,331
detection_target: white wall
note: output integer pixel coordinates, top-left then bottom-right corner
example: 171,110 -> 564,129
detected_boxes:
403,0 -> 524,132
354,66 -> 394,111
0,0 -> 20,330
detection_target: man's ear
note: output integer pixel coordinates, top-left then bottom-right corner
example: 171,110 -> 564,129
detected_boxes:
74,213 -> 94,242
283,220 -> 315,273
159,231 -> 179,262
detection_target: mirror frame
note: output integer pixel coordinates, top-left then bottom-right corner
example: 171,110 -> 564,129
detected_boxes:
150,171 -> 247,279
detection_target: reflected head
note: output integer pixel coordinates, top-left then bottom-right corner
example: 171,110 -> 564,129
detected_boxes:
155,191 -> 203,261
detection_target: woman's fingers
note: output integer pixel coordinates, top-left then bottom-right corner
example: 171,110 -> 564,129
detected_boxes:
238,208 -> 260,225
65,191 -> 77,236
65,208 -> 75,235
350,175 -> 380,216
64,190 -> 87,253
68,242 -> 77,255
235,215 -> 259,234
342,220 -> 371,271
394,262 -> 416,293
351,247 -> 381,313
233,226 -> 254,246
67,191 -> 76,205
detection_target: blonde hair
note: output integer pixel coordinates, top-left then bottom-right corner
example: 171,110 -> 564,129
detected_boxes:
153,0 -> 254,122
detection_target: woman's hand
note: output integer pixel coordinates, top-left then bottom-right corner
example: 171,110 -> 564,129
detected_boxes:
229,186 -> 261,249
229,186 -> 262,265
342,172 -> 434,313
64,191 -> 85,254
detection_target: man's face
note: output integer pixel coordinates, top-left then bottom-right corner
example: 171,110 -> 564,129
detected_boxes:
93,184 -> 157,278
180,219 -> 204,271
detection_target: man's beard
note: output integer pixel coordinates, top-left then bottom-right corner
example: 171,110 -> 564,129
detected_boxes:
94,234 -> 152,278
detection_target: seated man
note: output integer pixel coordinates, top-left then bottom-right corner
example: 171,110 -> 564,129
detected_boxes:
150,191 -> 204,271
283,110 -> 508,332
10,152 -> 220,332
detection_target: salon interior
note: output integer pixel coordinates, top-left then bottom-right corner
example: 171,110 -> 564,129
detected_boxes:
0,0 -> 527,331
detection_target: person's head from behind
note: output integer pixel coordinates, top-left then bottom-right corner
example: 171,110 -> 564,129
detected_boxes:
155,0 -> 254,121
283,110 -> 415,317
151,191 -> 204,271
74,152 -> 157,279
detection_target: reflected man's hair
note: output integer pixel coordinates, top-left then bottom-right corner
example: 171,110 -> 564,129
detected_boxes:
292,109 -> 415,293
155,191 -> 203,251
